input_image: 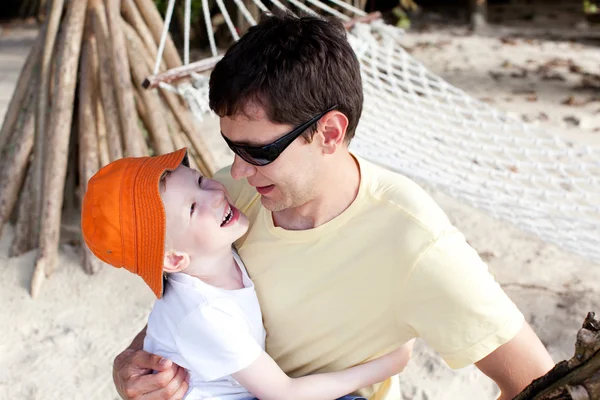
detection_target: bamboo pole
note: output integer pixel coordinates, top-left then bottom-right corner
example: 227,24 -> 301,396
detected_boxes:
90,0 -> 123,162
31,0 -> 89,298
107,0 -> 147,157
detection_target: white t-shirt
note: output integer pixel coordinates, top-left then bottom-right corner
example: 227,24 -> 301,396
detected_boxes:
144,252 -> 266,400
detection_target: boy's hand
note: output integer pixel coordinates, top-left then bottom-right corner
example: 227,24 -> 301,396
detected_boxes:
113,348 -> 189,400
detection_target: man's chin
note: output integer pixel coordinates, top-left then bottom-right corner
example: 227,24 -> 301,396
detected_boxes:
260,195 -> 287,212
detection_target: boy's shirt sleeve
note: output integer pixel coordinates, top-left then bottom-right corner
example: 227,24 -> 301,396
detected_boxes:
175,302 -> 263,381
397,227 -> 525,369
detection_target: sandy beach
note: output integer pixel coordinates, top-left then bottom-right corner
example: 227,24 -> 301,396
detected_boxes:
1,21 -> 599,400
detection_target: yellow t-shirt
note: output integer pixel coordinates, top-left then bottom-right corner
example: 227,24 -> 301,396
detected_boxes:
214,155 -> 524,399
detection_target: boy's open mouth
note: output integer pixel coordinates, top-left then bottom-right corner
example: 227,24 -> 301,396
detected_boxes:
220,205 -> 233,227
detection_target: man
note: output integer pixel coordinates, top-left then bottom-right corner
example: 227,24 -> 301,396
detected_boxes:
113,12 -> 554,400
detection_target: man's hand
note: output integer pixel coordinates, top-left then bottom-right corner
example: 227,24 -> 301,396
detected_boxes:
475,321 -> 554,400
113,348 -> 189,400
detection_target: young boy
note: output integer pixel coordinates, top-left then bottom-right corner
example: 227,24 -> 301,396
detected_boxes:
82,148 -> 412,400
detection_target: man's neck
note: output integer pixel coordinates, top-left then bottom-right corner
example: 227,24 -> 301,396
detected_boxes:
273,152 -> 361,230
184,247 -> 242,289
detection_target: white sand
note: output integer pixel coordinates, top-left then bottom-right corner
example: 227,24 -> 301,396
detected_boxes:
1,23 -> 599,400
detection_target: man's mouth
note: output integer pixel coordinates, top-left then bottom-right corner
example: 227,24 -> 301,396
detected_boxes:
255,185 -> 275,195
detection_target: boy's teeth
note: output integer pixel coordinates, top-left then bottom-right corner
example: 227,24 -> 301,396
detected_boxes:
221,206 -> 233,226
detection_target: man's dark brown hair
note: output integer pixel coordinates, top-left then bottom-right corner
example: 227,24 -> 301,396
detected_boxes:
209,12 -> 363,143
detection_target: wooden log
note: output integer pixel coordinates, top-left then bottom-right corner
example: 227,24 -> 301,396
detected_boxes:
121,0 -> 163,68
96,91 -> 110,167
9,166 -> 36,257
133,0 -> 183,70
160,95 -> 201,171
161,89 -> 217,177
31,0 -> 89,298
123,22 -> 174,155
0,27 -> 43,153
106,0 -> 147,157
0,88 -> 35,237
469,0 -> 488,30
90,0 -> 123,162
142,55 -> 223,89
79,23 -> 103,275
33,0 -> 66,246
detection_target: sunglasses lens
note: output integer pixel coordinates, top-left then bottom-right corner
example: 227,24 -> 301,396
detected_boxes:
235,147 -> 273,166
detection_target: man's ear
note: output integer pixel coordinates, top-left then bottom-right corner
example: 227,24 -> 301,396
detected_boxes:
163,251 -> 191,273
317,111 -> 349,155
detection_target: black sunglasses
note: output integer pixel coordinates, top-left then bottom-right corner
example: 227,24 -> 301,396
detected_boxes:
221,105 -> 338,166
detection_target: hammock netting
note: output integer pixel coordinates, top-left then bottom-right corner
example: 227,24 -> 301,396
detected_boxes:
151,0 -> 600,264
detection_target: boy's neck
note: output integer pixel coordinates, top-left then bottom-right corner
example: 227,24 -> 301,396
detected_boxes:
182,247 -> 243,290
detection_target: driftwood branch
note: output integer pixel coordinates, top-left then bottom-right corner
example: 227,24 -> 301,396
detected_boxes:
513,312 -> 600,400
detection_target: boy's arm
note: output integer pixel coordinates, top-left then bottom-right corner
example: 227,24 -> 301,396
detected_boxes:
113,326 -> 189,400
233,341 -> 414,400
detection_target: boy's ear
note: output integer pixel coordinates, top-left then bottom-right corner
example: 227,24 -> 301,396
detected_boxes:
163,251 -> 190,273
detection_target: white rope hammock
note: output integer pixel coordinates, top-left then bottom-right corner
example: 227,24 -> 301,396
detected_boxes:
149,0 -> 600,264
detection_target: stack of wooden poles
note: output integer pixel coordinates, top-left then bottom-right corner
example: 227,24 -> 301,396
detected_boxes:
0,0 -> 216,298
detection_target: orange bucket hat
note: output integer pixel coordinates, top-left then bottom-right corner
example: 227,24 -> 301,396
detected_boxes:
81,148 -> 189,298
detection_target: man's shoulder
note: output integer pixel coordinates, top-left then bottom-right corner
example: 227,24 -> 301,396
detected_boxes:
359,157 -> 450,235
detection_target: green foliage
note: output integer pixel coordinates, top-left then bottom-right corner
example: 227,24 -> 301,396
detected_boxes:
584,0 -> 598,14
392,6 -> 411,29
153,0 -> 207,21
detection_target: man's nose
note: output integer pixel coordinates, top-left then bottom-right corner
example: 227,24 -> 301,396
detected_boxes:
230,155 -> 256,181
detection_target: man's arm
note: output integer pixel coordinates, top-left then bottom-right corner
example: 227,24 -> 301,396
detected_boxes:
113,326 -> 189,400
475,321 -> 554,400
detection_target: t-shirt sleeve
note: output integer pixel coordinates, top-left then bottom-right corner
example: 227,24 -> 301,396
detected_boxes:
397,227 -> 525,369
175,302 -> 263,381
